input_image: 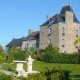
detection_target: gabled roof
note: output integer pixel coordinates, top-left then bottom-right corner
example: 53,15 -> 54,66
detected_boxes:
60,5 -> 73,14
29,31 -> 39,37
60,5 -> 79,23
6,38 -> 23,47
6,31 -> 40,47
40,5 -> 80,27
23,31 -> 39,41
40,14 -> 65,26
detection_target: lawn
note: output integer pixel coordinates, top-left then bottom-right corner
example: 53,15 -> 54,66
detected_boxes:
1,60 -> 80,75
33,60 -> 80,75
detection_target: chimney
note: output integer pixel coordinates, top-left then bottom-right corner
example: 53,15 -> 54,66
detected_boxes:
28,29 -> 34,35
47,15 -> 53,20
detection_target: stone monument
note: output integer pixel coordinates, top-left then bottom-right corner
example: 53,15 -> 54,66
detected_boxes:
13,55 -> 38,77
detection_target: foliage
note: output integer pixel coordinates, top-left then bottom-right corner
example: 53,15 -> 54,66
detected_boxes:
74,37 -> 80,52
25,47 -> 36,58
0,73 -> 13,80
36,44 -> 60,63
36,53 -> 80,64
13,51 -> 27,60
8,44 -> 20,53
17,68 -> 71,80
74,37 -> 80,64
35,44 -> 79,64
2,63 -> 16,72
0,45 -> 5,63
44,68 -> 71,80
6,45 -> 28,62
45,44 -> 59,54
17,73 -> 46,80
6,45 -> 36,62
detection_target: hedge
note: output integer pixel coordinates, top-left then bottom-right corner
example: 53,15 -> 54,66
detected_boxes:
36,53 -> 80,64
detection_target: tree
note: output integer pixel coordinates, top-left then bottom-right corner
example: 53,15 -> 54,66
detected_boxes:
42,44 -> 59,63
74,37 -> 80,53
45,44 -> 59,54
6,45 -> 21,63
74,37 -> 80,63
0,45 -> 5,63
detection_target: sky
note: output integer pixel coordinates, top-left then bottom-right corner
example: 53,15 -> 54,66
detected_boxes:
0,0 -> 80,48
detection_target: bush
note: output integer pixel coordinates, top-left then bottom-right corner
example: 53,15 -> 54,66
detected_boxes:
17,73 -> 46,80
35,44 -> 79,64
36,53 -> 79,64
13,51 -> 27,60
36,44 -> 60,63
52,54 -> 78,64
6,50 -> 28,62
17,68 -> 71,80
44,68 -> 71,80
0,45 -> 5,63
0,74 -> 13,80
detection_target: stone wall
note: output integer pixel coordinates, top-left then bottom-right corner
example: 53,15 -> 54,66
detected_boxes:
21,40 -> 36,50
40,11 -> 80,53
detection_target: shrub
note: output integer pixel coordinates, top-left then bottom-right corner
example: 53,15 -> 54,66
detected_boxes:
17,68 -> 71,80
36,53 -> 79,64
35,44 -> 80,64
0,45 -> 5,63
0,74 -> 13,80
44,68 -> 71,80
13,51 -> 27,60
17,73 -> 46,80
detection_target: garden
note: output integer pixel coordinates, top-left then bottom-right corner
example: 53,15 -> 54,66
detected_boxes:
0,42 -> 80,80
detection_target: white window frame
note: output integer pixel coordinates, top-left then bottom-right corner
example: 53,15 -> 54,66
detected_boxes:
48,28 -> 51,35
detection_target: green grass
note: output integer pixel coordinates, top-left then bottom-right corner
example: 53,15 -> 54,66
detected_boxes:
1,63 -> 16,72
1,60 -> 80,75
1,60 -> 80,80
33,60 -> 80,75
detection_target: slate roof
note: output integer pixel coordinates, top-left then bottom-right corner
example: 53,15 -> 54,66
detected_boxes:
24,31 -> 39,41
60,5 -> 79,23
40,5 -> 80,27
60,5 -> 73,14
6,38 -> 23,47
6,31 -> 39,47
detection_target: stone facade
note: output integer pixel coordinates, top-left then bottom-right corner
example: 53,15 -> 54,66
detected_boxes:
21,40 -> 37,50
21,31 -> 39,50
6,5 -> 80,53
6,31 -> 39,51
40,6 -> 80,53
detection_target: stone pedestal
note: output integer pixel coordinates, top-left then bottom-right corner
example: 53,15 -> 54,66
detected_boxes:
13,55 -> 38,77
13,61 -> 26,77
27,55 -> 34,73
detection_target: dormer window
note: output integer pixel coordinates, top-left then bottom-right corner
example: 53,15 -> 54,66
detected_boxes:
49,18 -> 54,26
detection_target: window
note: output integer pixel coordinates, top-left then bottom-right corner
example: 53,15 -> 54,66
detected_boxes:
62,39 -> 65,48
48,28 -> 51,35
76,30 -> 78,37
62,28 -> 65,36
48,39 -> 51,44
